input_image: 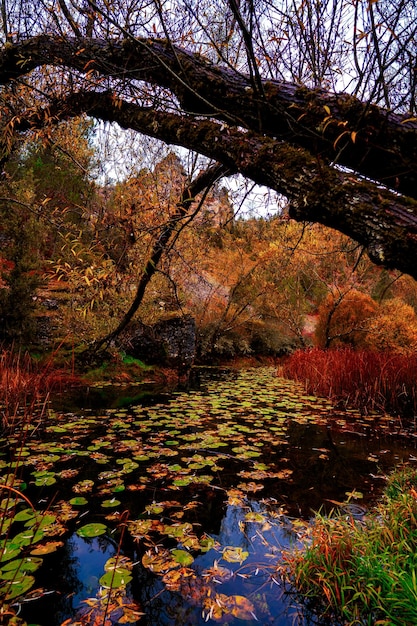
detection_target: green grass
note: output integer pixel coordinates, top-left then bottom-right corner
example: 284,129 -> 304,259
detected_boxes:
281,468 -> 417,625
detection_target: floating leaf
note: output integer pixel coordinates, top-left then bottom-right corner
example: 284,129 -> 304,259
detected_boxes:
101,498 -> 121,508
72,479 -> 94,494
69,496 -> 88,506
14,508 -> 36,523
222,547 -> 249,564
142,548 -> 179,574
99,570 -> 132,588
171,549 -> 194,566
199,535 -> 217,552
76,523 -> 107,538
244,512 -> 266,523
30,541 -> 64,555
162,566 -> 195,591
0,542 -> 21,563
145,502 -> 165,515
4,573 -> 35,600
1,556 -> 42,575
104,556 -> 133,573
221,593 -> 256,620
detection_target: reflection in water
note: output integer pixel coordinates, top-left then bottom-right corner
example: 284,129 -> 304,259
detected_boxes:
133,501 -> 318,625
68,534 -> 117,608
19,535 -> 116,626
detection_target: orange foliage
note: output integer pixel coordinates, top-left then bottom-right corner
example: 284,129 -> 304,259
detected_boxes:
364,298 -> 417,354
314,289 -> 377,349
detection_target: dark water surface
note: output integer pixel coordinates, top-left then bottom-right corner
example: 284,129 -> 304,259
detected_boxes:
2,367 -> 417,625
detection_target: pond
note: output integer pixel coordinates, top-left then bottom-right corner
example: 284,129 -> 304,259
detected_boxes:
1,366 -> 417,625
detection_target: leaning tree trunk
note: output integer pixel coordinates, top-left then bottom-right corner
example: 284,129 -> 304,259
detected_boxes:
2,36 -> 417,279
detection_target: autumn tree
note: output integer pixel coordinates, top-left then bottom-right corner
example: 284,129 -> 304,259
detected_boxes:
364,298 -> 417,355
314,289 -> 378,349
0,0 -> 417,345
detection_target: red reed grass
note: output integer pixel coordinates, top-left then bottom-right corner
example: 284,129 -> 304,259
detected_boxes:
281,347 -> 417,418
0,347 -> 81,430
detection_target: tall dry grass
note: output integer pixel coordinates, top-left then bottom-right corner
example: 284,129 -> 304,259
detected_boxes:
0,348 -> 80,430
281,347 -> 417,418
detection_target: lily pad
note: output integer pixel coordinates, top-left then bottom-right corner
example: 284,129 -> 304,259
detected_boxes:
4,573 -> 35,600
222,546 -> 249,564
99,570 -> 132,588
76,523 -> 107,538
171,549 -> 194,566
69,496 -> 88,506
1,556 -> 42,574
30,540 -> 64,555
101,498 -> 121,508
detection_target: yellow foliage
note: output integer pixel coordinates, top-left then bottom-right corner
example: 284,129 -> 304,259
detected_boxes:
364,298 -> 417,354
315,290 -> 378,349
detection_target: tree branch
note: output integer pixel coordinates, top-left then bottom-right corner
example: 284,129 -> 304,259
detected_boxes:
8,90 -> 417,280
0,35 -> 416,197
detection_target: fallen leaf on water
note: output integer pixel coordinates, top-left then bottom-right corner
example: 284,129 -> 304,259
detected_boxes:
222,546 -> 249,564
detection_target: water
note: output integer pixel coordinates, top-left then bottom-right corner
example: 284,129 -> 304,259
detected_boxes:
2,367 -> 417,625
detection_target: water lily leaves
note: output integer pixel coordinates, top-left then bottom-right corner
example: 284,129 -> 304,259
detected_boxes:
116,458 -> 139,473
212,593 -> 256,621
172,476 -> 193,487
171,549 -> 194,567
30,540 -> 64,555
101,498 -> 121,509
128,518 -> 152,536
72,479 -> 94,494
163,523 -> 194,540
25,513 -> 57,530
31,470 -> 57,487
145,502 -> 165,515
133,454 -> 150,462
238,481 -> 264,493
3,573 -> 35,600
69,496 -> 88,506
199,535 -> 217,553
10,529 -> 43,548
162,566 -> 195,591
99,570 -> 132,588
142,548 -> 180,574
222,547 -> 249,564
76,523 -> 107,538
13,508 -> 36,523
1,556 -> 43,575
244,512 -> 266,523
1,365 -> 406,620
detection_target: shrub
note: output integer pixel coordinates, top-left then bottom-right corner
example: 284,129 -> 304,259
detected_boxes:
364,298 -> 417,354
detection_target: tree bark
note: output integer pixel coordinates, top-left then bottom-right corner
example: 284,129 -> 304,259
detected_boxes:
1,35 -> 416,198
1,37 -> 417,279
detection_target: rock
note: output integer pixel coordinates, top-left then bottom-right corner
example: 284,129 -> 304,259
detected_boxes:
122,314 -> 196,369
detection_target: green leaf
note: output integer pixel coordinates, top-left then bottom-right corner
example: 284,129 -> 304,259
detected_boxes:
171,549 -> 194,566
222,546 -> 249,564
99,570 -> 132,588
76,523 -> 107,538
69,496 -> 88,506
5,573 -> 35,600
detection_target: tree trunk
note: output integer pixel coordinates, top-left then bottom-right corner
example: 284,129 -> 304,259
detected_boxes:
2,36 -> 417,279
92,162 -> 228,349
1,36 -> 416,198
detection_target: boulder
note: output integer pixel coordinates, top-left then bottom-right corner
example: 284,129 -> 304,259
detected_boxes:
122,314 -> 196,369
